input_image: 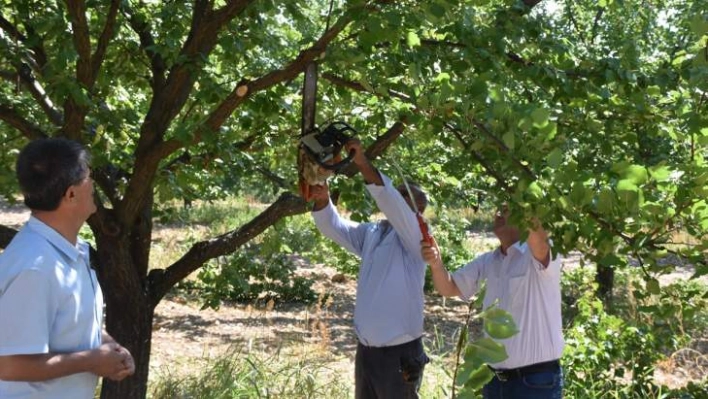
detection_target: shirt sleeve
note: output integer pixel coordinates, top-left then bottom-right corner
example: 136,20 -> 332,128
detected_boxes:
530,245 -> 562,277
312,199 -> 369,257
365,172 -> 423,259
0,269 -> 54,356
451,255 -> 488,301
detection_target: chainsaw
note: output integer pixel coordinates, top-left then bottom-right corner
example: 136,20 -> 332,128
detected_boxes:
297,61 -> 356,200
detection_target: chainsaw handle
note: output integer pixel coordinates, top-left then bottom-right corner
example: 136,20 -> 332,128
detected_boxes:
416,213 -> 433,245
319,149 -> 355,172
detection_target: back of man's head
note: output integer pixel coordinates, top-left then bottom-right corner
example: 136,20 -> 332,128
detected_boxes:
16,138 -> 90,212
397,182 -> 428,213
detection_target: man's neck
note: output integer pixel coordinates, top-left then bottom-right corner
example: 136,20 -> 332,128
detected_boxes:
32,211 -> 80,245
498,239 -> 519,255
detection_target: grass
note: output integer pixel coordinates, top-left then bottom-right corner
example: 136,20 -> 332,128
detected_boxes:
149,348 -> 351,399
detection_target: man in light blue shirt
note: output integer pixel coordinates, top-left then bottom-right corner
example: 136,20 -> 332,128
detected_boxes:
310,139 -> 430,398
0,138 -> 135,399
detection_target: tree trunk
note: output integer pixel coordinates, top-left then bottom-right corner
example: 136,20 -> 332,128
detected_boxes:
595,263 -> 614,309
100,299 -> 154,399
93,234 -> 155,399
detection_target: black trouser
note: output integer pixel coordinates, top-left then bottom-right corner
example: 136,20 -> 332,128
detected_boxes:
355,337 -> 430,399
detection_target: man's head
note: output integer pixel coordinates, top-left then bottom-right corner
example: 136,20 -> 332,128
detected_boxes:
493,203 -> 520,246
17,138 -> 94,216
396,182 -> 428,214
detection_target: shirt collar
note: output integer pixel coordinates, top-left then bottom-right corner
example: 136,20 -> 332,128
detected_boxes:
27,215 -> 81,262
496,241 -> 528,257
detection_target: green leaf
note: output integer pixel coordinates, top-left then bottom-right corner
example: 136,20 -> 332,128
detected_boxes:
570,182 -> 591,206
690,15 -> 708,36
465,337 -> 509,364
624,165 -> 649,185
616,179 -> 638,193
406,31 -> 421,48
483,307 -> 519,339
503,131 -> 515,150
531,107 -> 550,127
646,279 -> 661,295
462,365 -> 495,392
547,148 -> 563,168
649,165 -> 672,182
540,122 -> 557,140
597,187 -> 615,214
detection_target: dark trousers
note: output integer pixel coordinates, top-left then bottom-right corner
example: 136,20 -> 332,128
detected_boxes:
355,337 -> 429,399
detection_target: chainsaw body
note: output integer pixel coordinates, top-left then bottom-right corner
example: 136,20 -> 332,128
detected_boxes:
298,121 -> 356,200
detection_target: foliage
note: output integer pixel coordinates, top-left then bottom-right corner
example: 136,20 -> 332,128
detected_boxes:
192,224 -> 319,308
561,266 -> 708,398
153,197 -> 262,231
452,293 -> 519,398
1,0 -> 707,397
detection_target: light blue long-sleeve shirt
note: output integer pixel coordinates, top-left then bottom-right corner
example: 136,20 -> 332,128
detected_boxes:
312,173 -> 426,347
0,216 -> 103,399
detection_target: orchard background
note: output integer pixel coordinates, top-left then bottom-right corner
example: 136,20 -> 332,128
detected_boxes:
0,1 -> 706,398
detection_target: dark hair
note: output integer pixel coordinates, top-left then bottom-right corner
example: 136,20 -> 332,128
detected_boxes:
397,182 -> 428,213
16,138 -> 91,211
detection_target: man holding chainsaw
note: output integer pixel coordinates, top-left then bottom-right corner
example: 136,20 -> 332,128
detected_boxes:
421,206 -> 563,399
309,138 -> 430,399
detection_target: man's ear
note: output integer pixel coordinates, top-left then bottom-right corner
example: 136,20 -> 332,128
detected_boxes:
64,186 -> 76,203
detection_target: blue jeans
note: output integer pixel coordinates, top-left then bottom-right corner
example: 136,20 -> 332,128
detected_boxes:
483,367 -> 563,399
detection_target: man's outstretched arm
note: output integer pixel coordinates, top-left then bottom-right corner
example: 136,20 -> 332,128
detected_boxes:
527,218 -> 551,267
421,238 -> 462,298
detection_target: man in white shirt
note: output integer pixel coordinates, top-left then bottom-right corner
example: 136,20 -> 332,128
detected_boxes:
0,138 -> 135,399
309,139 -> 429,399
421,207 -> 563,399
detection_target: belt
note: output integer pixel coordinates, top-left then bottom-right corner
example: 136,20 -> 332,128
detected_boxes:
489,360 -> 560,382
357,337 -> 422,352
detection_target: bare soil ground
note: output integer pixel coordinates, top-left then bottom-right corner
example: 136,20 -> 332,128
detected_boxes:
1,202 -> 705,392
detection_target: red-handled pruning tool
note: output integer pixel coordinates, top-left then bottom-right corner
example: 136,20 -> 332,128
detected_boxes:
390,160 -> 433,245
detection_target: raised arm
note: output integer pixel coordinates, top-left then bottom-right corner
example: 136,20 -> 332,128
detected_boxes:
421,238 -> 462,297
344,139 -> 425,256
345,139 -> 383,186
527,218 -> 550,267
310,183 -> 368,256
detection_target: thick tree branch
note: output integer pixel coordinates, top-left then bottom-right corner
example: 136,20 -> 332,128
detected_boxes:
148,192 -> 309,305
522,0 -> 542,7
91,0 -> 120,83
122,2 -> 167,91
340,120 -> 407,177
200,11 -> 354,134
0,70 -> 63,126
65,0 -> 92,86
118,0 -> 255,228
0,105 -> 47,140
0,17 -> 57,123
0,14 -> 48,68
589,7 -> 605,45
138,0 -> 254,147
63,0 -> 92,139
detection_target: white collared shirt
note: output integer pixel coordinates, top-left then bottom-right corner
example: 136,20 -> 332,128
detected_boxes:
312,173 -> 426,347
0,216 -> 103,399
452,242 -> 564,369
